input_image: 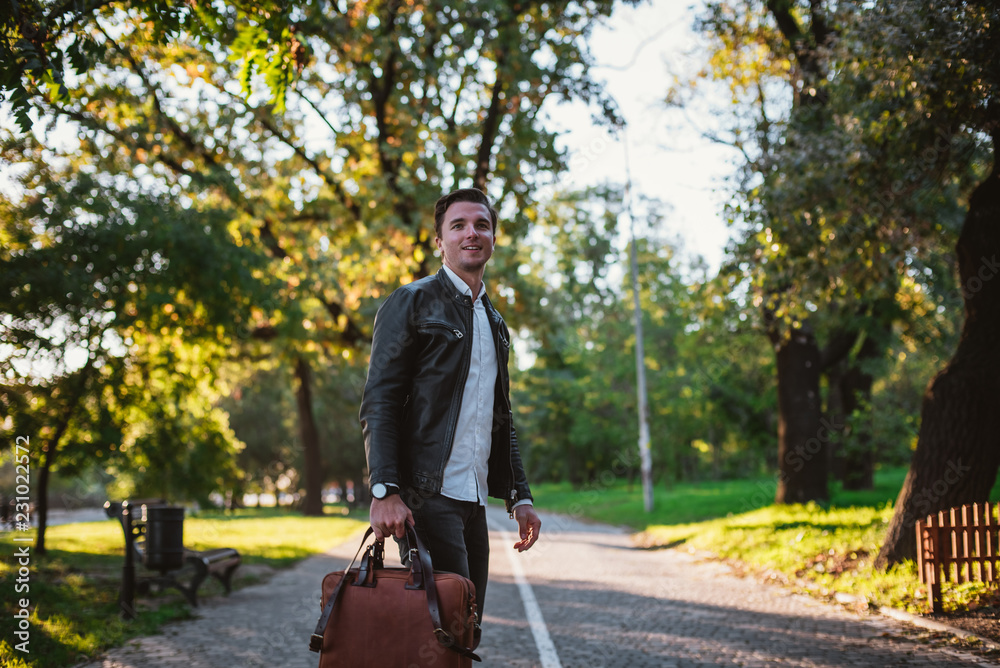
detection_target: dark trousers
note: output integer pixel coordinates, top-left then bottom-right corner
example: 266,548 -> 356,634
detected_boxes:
396,493 -> 490,622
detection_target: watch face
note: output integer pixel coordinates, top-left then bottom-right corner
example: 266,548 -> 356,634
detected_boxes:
372,483 -> 387,499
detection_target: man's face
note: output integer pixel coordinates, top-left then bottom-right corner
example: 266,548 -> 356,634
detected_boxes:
435,201 -> 496,277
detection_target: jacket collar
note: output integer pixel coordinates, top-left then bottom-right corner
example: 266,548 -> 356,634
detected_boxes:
440,264 -> 487,301
436,266 -> 485,308
433,268 -> 509,347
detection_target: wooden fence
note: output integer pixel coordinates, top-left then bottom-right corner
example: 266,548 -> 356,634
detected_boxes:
916,502 -> 1000,613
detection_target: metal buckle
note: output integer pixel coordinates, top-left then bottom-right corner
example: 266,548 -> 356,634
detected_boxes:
309,634 -> 324,652
434,628 -> 454,647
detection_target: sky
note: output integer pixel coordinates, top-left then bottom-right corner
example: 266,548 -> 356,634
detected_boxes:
551,0 -> 740,270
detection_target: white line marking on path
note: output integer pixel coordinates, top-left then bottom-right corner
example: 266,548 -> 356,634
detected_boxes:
497,527 -> 563,668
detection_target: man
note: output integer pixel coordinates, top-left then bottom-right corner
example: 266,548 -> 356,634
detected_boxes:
360,187 -> 541,635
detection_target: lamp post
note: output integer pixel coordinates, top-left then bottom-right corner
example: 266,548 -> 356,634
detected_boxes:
623,133 -> 654,513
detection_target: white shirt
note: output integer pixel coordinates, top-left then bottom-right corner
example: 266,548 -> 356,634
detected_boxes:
440,266 -> 497,506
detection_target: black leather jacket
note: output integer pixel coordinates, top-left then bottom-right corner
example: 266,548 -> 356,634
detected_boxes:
360,268 -> 532,514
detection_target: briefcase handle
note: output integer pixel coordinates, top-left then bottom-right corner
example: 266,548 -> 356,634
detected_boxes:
353,539 -> 384,587
309,523 -> 481,662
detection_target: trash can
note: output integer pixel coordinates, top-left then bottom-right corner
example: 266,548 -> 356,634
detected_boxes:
142,505 -> 185,572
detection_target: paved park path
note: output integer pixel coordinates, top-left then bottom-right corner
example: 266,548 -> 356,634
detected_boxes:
77,507 -> 998,668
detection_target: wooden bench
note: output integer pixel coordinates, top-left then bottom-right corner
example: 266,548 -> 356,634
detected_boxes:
184,548 -> 243,604
105,500 -> 241,608
916,502 -> 1000,613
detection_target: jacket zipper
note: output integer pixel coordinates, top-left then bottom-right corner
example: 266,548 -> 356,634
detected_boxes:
439,301 -> 473,478
418,321 -> 464,339
491,313 -> 518,518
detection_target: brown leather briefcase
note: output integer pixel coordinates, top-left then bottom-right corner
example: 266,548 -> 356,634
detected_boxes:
309,525 -> 480,667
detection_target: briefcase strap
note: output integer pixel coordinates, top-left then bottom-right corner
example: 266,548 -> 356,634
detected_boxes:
309,524 -> 481,662
309,527 -> 373,652
406,525 -> 481,662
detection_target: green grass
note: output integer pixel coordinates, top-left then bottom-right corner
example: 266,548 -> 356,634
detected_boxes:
637,502 -> 926,609
532,467 -> 908,531
533,467 -> 1000,616
0,507 -> 368,668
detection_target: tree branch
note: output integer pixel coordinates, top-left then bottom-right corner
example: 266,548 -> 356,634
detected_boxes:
221,84 -> 365,223
61,31 -> 367,347
808,0 -> 833,49
473,57 -> 506,190
766,0 -> 829,100
819,328 -> 858,371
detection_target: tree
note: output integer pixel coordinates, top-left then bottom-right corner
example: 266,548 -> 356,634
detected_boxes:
509,187 -> 632,484
219,365 -> 301,506
865,0 -> 1000,567
0,136 -> 266,551
509,187 -> 777,487
1,0 -> 304,131
699,0 -> 845,503
672,271 -> 777,484
697,0 -> 970,503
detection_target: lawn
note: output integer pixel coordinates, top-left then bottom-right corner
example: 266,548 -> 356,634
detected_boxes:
532,467 -> 1000,615
0,507 -> 367,668
530,466 -> 908,530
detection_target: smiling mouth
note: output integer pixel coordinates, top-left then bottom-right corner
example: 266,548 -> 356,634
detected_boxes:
462,246 -> 482,251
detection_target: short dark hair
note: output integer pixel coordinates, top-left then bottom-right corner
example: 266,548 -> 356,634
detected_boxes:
433,188 -> 498,238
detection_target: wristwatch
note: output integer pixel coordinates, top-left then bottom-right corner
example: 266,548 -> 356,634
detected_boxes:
371,483 -> 400,500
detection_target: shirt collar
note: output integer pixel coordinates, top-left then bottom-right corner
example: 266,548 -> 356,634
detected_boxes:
442,265 -> 487,300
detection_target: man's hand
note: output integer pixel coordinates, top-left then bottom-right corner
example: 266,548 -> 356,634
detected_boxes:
370,495 -> 414,541
512,504 -> 541,552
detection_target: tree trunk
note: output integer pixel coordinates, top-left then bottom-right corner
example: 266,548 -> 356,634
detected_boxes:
760,0 -> 834,506
772,326 -> 829,503
294,356 -> 325,517
35,359 -> 93,554
36,445 -> 52,555
837,333 -> 880,490
876,145 -> 1000,568
825,360 -> 848,483
820,327 -> 861,486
